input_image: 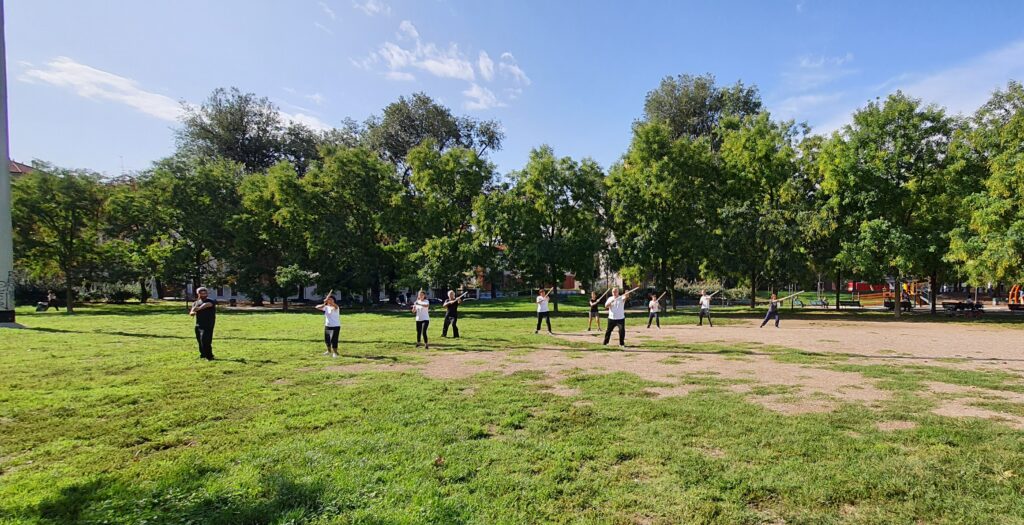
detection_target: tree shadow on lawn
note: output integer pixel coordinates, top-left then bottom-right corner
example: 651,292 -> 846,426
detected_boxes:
25,468 -> 332,524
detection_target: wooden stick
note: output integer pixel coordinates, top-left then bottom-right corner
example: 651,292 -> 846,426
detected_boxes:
657,291 -> 668,301
709,290 -> 720,298
597,288 -> 610,302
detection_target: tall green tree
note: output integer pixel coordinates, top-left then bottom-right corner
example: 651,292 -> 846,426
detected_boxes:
948,81 -> 1024,286
406,143 -> 495,290
643,73 -> 762,145
101,175 -> 174,302
716,113 -> 806,306
495,146 -> 606,311
607,121 -> 718,306
12,163 -> 107,312
821,92 -> 953,317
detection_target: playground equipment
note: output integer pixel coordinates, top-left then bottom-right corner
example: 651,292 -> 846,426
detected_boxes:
1009,284 -> 1024,311
849,280 -> 931,310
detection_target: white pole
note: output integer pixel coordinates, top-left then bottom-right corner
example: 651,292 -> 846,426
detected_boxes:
0,0 -> 17,325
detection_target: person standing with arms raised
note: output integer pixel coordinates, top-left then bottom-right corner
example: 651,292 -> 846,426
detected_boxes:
189,287 -> 216,360
412,291 -> 431,348
535,287 -> 554,334
647,291 -> 667,329
698,289 -> 718,327
315,292 -> 341,357
760,291 -> 801,328
442,290 -> 467,338
604,286 -> 639,346
588,288 -> 609,331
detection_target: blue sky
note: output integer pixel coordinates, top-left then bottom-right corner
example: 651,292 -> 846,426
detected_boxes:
8,0 -> 1024,176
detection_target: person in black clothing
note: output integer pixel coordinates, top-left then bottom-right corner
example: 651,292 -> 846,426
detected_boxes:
442,290 -> 465,338
189,287 -> 217,360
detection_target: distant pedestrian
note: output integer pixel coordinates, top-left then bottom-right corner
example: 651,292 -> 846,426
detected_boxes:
315,293 -> 341,357
189,287 -> 217,360
698,290 -> 718,327
535,287 -> 553,334
588,289 -> 608,331
647,291 -> 667,329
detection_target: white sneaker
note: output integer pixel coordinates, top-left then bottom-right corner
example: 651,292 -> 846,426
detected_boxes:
322,350 -> 331,356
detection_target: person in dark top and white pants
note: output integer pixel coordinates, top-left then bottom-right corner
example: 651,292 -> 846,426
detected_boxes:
189,287 -> 217,360
442,290 -> 464,338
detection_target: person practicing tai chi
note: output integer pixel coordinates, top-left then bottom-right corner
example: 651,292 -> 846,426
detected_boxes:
442,290 -> 469,338
315,292 -> 341,357
760,291 -> 802,328
698,289 -> 719,327
647,291 -> 667,329
588,288 -> 609,331
535,287 -> 554,334
412,291 -> 431,348
188,287 -> 217,360
604,286 -> 639,346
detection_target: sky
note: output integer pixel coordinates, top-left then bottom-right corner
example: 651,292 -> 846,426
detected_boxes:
8,0 -> 1024,177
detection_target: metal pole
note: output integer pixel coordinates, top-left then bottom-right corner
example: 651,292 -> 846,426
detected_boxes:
0,0 -> 17,325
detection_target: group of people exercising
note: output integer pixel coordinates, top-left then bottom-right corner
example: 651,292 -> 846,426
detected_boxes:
187,285 -> 799,359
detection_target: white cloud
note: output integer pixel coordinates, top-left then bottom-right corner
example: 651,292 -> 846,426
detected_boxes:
314,22 -> 334,35
398,20 -> 419,40
19,56 -> 183,121
369,22 -> 475,81
478,51 -> 494,82
384,71 -> 415,81
305,92 -> 326,105
463,83 -> 504,110
20,56 -> 335,132
782,53 -> 857,92
499,52 -> 531,85
772,92 -> 846,122
354,0 -> 391,16
318,1 -> 337,20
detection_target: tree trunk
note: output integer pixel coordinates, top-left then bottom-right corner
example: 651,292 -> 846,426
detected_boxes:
251,294 -> 264,307
139,279 -> 149,303
835,271 -> 841,310
930,271 -> 938,316
552,284 -> 559,312
749,270 -> 757,308
64,279 -> 75,314
283,297 -> 289,311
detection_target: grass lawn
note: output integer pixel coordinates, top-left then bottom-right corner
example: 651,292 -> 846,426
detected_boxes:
1,299 -> 1022,524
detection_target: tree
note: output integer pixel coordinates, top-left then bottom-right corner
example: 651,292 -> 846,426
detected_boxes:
101,175 -> 174,302
948,81 -> 1024,286
643,73 -> 762,145
716,113 -> 806,306
12,163 -> 106,312
148,156 -> 243,293
406,143 -> 495,290
606,121 -> 719,307
364,92 -> 503,180
495,146 -> 606,311
275,264 -> 318,310
821,92 -> 953,317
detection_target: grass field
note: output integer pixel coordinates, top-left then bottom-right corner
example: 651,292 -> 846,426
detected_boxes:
1,298 -> 1023,524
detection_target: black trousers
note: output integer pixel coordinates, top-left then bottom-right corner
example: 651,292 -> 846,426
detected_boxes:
416,320 -> 429,344
699,308 -> 713,327
194,325 -> 214,358
324,326 -> 340,350
647,312 -> 660,328
536,312 -> 552,332
761,310 -> 780,327
442,314 -> 459,338
604,318 -> 625,345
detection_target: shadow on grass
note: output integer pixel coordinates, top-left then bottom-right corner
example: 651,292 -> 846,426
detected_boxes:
29,469 -> 332,524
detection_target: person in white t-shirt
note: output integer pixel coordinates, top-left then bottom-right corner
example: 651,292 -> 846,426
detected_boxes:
412,291 -> 431,348
603,286 -> 639,346
647,291 -> 667,329
698,289 -> 718,327
315,293 -> 341,357
535,287 -> 553,334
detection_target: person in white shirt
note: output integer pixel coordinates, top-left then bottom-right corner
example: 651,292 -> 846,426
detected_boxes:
535,287 -> 553,334
698,289 -> 718,327
315,293 -> 341,357
647,291 -> 667,329
604,286 -> 639,346
412,291 -> 431,348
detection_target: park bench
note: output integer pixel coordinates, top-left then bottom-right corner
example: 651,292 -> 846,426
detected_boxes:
838,300 -> 861,307
942,301 -> 984,318
809,299 -> 829,308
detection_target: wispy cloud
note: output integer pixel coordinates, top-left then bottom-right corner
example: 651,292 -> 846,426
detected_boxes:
305,92 -> 326,105
353,0 -> 390,16
478,51 -> 494,82
354,21 -> 530,110
20,56 -> 334,131
499,52 -> 531,85
318,1 -> 337,20
19,56 -> 183,121
314,22 -> 334,35
463,83 -> 504,110
783,52 -> 857,92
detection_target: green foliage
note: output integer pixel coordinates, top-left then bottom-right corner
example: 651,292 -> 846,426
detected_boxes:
643,73 -> 762,144
11,162 -> 107,312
